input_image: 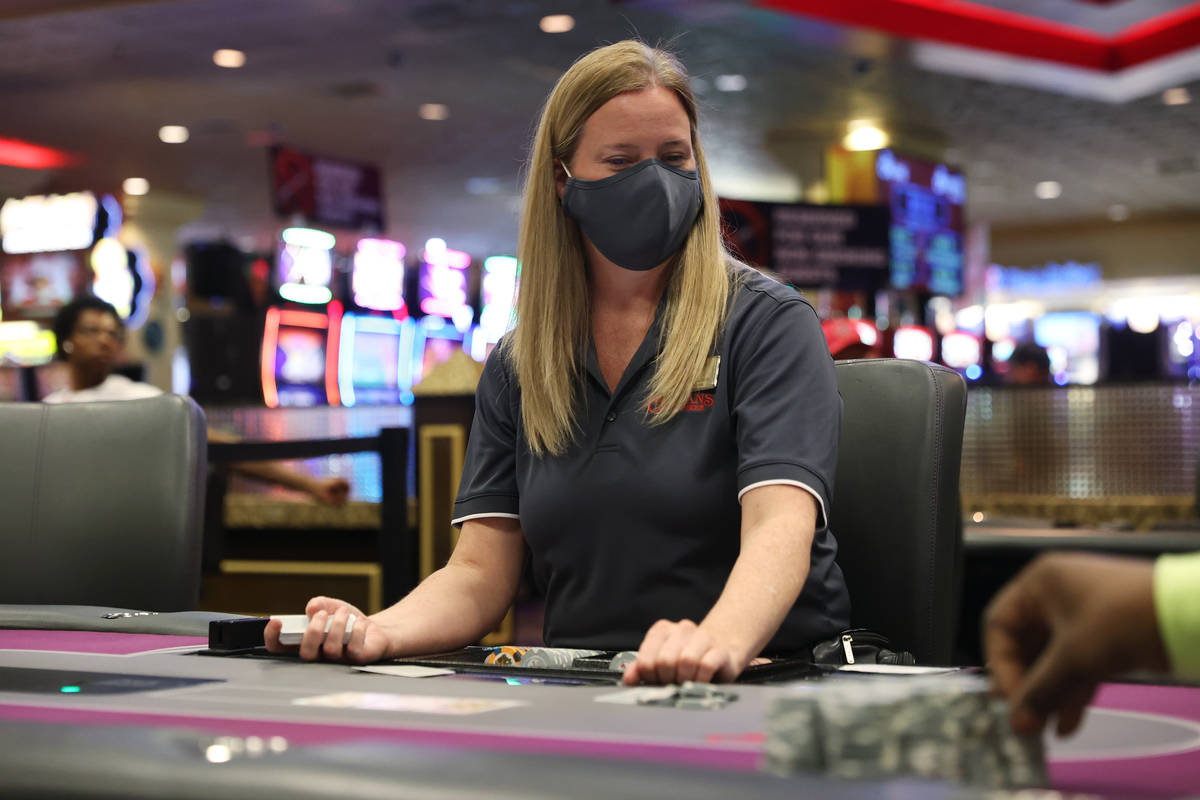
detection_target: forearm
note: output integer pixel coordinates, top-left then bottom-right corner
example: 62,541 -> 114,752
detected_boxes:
207,427 -> 320,494
701,517 -> 812,664
370,558 -> 518,658
230,461 -> 316,493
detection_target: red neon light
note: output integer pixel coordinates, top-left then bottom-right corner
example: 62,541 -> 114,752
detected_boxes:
261,306 -> 281,409
757,0 -> 1110,70
325,301 -> 342,406
0,137 -> 79,170
756,0 -> 1200,73
278,309 -> 330,329
1114,2 -> 1200,69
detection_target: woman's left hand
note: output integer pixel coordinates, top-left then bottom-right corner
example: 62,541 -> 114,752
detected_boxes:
622,619 -> 747,685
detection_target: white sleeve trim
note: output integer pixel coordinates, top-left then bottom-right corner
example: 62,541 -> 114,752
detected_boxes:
451,512 -> 521,527
738,479 -> 827,525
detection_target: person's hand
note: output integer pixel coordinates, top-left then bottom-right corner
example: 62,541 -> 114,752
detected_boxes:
307,477 -> 350,506
263,596 -> 394,664
983,553 -> 1168,737
622,619 -> 746,686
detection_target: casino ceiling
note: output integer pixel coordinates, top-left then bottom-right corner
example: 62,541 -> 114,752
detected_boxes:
1,0 -> 1199,255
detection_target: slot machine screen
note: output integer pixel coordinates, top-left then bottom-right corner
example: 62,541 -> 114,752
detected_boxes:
352,329 -> 401,388
0,251 -> 84,319
1034,311 -> 1100,385
876,150 -> 965,296
479,255 -> 518,344
352,238 -> 406,313
262,304 -> 340,408
278,244 -> 332,289
418,238 -> 472,329
277,227 -> 334,305
0,320 -> 56,366
276,327 -> 326,385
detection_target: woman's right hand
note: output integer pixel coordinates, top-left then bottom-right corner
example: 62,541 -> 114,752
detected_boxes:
263,596 -> 394,664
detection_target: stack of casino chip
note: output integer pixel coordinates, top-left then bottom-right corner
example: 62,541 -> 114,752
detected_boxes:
482,646 -> 603,669
765,674 -> 1046,789
520,647 -> 602,669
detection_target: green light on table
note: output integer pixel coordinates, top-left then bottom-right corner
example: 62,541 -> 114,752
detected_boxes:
60,686 -> 82,694
505,678 -> 522,686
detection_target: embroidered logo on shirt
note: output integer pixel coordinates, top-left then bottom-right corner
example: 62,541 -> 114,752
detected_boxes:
646,392 -> 714,415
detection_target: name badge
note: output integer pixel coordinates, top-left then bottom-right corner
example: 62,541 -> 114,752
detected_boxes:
692,356 -> 720,391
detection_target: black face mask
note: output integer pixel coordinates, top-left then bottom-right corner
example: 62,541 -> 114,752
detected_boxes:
561,158 -> 703,271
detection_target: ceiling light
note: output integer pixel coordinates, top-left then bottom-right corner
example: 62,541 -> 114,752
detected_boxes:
1034,181 -> 1062,200
843,121 -> 889,152
419,103 -> 449,121
1108,204 -> 1130,221
715,74 -> 747,92
539,14 -> 574,33
213,49 -> 245,69
1162,87 -> 1191,106
158,125 -> 189,144
122,177 -> 150,196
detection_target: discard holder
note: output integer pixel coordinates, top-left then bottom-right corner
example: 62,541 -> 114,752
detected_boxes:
207,618 -> 269,653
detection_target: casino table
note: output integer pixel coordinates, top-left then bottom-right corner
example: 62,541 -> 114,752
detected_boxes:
1,609 -> 1198,799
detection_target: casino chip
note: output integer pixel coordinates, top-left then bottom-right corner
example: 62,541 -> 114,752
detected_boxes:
765,674 -> 1047,789
481,646 -> 602,669
634,682 -> 739,710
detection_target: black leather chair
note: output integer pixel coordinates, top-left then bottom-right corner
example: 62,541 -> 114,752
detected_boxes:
0,395 -> 207,611
831,359 -> 967,665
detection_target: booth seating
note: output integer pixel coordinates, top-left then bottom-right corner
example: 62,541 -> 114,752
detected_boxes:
831,359 -> 967,665
0,395 -> 207,611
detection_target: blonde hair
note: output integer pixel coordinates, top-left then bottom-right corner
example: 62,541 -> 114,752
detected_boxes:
508,40 -> 734,456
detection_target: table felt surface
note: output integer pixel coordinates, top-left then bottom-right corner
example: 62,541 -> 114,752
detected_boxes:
2,627 -> 1198,798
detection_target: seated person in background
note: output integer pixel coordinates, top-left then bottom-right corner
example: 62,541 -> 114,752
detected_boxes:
985,551 -> 1200,736
46,295 -> 350,506
1006,342 -> 1052,385
266,41 -> 851,685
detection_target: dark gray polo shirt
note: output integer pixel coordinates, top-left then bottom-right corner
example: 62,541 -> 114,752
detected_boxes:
452,265 -> 850,653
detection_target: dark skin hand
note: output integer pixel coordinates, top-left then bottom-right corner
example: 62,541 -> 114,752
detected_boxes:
983,552 -> 1169,737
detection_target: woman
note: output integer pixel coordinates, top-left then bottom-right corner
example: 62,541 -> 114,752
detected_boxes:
266,40 -> 850,684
